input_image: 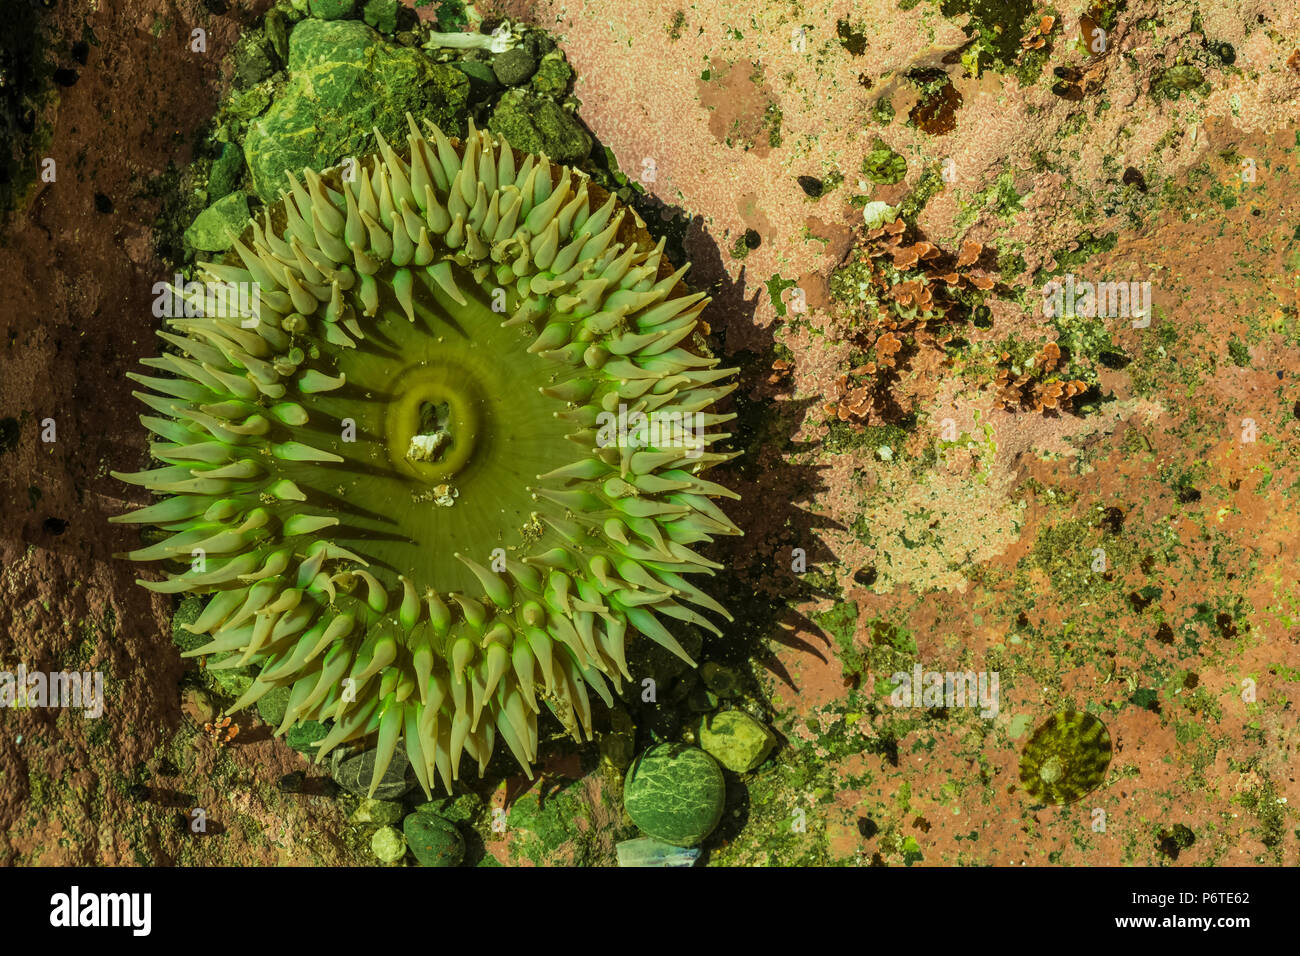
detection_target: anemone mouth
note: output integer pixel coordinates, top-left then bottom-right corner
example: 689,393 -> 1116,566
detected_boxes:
114,114 -> 742,796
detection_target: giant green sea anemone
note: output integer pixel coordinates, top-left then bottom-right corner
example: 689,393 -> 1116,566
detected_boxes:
115,115 -> 740,796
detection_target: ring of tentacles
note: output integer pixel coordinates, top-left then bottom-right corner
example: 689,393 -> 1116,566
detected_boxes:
114,114 -> 740,796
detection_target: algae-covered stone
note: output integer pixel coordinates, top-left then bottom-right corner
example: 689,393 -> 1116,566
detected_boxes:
492,47 -> 537,86
264,8 -> 291,62
255,684 -> 291,727
699,662 -> 744,698
232,32 -> 278,89
488,89 -> 592,164
183,192 -> 250,252
453,58 -> 500,104
308,0 -> 355,19
624,743 -> 725,847
207,653 -> 256,699
333,745 -> 416,798
529,51 -> 573,96
244,19 -> 469,200
285,718 -> 328,753
697,710 -> 776,773
361,0 -> 397,33
371,826 -> 407,862
171,595 -> 207,654
208,141 -> 245,201
350,798 -> 405,825
404,810 -> 465,867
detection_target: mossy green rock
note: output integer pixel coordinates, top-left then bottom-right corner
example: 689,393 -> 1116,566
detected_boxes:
492,47 -> 537,86
488,89 -> 592,164
255,684 -> 291,727
333,745 -> 416,798
697,710 -> 776,773
350,798 -> 406,825
371,825 -> 407,862
183,192 -> 250,252
307,0 -> 355,20
361,0 -> 397,33
244,19 -> 469,200
624,743 -> 725,847
208,141 -> 245,201
404,810 -> 465,867
171,595 -> 207,654
530,51 -> 573,96
285,719 -> 328,752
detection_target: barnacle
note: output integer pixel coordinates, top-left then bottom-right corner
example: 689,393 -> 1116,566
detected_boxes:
1018,710 -> 1112,805
114,115 -> 741,796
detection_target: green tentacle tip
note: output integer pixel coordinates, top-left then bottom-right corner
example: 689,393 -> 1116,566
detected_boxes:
1018,710 -> 1112,805
116,115 -> 740,796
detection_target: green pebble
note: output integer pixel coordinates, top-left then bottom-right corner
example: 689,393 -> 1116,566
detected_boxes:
404,810 -> 465,867
264,8 -> 291,62
307,0 -> 355,20
285,719 -> 328,753
171,595 -> 207,654
529,51 -> 573,96
492,47 -> 537,86
208,141 -> 245,202
371,826 -> 406,863
699,662 -> 744,698
183,192 -> 250,252
255,685 -> 291,727
361,0 -> 397,33
332,746 -> 415,799
697,710 -> 776,773
350,798 -> 405,826
487,89 -> 592,165
624,743 -> 725,847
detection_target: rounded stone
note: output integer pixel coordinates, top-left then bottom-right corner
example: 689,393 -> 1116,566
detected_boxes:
332,746 -> 416,799
255,684 -> 291,727
244,19 -> 469,200
491,47 -> 537,87
697,710 -> 776,773
403,810 -> 465,867
624,743 -> 725,847
307,0 -> 355,20
371,826 -> 407,862
350,797 -> 405,825
487,88 -> 592,165
183,192 -> 250,252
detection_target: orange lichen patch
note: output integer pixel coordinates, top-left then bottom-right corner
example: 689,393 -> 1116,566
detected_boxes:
992,342 -> 1088,413
955,239 -> 982,268
203,715 -> 239,747
828,214 -> 1001,426
1021,15 -> 1055,50
1287,50 -> 1300,74
768,357 -> 794,387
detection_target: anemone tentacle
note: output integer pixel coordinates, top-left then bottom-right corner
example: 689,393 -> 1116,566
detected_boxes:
116,114 -> 740,796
